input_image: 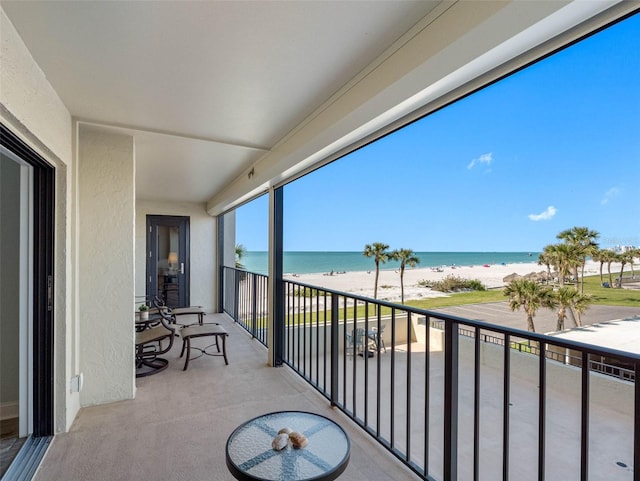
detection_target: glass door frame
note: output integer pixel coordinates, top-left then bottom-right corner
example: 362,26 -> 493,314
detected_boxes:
1,123 -> 55,477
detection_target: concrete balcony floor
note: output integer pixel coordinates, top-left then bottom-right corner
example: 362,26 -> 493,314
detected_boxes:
33,312 -> 635,481
33,313 -> 417,481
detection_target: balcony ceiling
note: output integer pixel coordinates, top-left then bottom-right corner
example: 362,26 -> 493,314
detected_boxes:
1,1 -> 627,209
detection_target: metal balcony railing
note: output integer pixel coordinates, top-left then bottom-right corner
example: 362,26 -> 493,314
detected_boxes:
222,267 -> 269,347
427,318 -> 636,382
222,267 -> 640,481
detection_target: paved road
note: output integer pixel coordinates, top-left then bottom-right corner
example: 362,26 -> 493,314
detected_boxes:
430,302 -> 640,334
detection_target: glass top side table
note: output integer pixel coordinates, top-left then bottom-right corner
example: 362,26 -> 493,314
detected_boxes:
226,411 -> 350,481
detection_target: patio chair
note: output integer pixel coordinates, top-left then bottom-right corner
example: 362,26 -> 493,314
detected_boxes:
345,329 -> 362,356
152,296 -> 206,326
347,328 -> 374,357
367,324 -> 387,353
135,307 -> 176,377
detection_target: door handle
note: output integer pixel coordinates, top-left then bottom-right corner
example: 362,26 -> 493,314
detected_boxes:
180,263 -> 184,275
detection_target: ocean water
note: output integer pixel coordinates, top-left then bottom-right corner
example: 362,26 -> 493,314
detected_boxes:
241,251 -> 539,275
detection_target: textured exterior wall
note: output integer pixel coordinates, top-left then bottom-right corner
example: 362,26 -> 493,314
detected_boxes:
135,200 -> 216,312
1,7 -> 78,432
0,9 -> 71,164
79,127 -> 135,406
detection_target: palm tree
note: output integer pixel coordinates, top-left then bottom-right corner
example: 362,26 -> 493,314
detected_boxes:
235,243 -> 246,269
616,251 -> 634,288
568,290 -> 592,327
504,279 -> 556,332
556,226 -> 599,293
591,248 -> 604,285
628,247 -> 640,278
389,248 -> 420,303
592,248 -> 606,285
545,243 -> 579,287
363,242 -> 390,301
553,287 -> 592,330
537,248 -> 553,284
594,248 -> 616,286
606,251 -> 617,287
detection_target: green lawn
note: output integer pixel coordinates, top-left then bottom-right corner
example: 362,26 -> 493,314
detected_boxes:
250,273 -> 639,327
581,274 -> 640,306
404,273 -> 639,310
405,289 -> 506,310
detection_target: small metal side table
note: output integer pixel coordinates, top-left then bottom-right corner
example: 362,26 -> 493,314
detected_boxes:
226,411 -> 350,481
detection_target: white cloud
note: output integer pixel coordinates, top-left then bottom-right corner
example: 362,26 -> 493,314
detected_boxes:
528,206 -> 557,221
467,152 -> 493,170
601,186 -> 621,205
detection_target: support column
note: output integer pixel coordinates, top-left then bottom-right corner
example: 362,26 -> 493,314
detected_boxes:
267,187 -> 284,367
216,215 -> 224,313
78,126 -> 135,405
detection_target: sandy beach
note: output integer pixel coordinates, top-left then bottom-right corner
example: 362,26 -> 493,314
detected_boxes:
284,260 -> 608,302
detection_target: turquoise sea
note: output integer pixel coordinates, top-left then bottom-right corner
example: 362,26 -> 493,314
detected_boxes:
241,251 -> 539,275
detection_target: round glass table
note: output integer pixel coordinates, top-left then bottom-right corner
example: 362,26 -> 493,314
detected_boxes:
225,411 -> 350,481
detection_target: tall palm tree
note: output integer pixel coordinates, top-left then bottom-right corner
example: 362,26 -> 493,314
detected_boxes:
616,251 -> 634,288
553,287 -> 592,330
591,248 -> 603,285
504,279 -> 556,332
594,248 -> 616,286
389,248 -> 420,303
235,243 -> 246,269
363,242 -> 390,301
628,247 -> 640,278
592,248 -> 606,285
606,251 -> 617,287
556,226 -> 600,293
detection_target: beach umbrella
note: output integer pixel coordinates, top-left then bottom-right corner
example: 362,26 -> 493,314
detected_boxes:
503,273 -> 521,282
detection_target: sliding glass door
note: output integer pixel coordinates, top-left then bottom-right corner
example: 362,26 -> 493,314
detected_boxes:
0,125 -> 54,478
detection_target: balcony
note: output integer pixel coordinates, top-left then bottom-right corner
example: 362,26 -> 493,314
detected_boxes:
32,312 -> 415,481
224,268 -> 639,481
33,271 -> 638,481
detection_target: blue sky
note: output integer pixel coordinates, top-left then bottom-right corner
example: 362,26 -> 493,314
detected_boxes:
236,14 -> 640,252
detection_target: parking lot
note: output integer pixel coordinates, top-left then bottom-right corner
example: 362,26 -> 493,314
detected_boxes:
431,302 -> 640,334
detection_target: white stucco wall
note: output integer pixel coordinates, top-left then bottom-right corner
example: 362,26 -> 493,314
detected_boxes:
0,9 -> 71,161
78,126 -> 135,406
1,7 -> 78,432
2,7 -> 215,424
136,200 -> 216,313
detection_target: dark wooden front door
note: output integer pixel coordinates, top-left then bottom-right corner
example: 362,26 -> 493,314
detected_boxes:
146,215 -> 190,308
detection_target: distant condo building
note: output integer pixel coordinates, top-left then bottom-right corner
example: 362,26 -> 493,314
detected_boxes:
609,245 -> 636,253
